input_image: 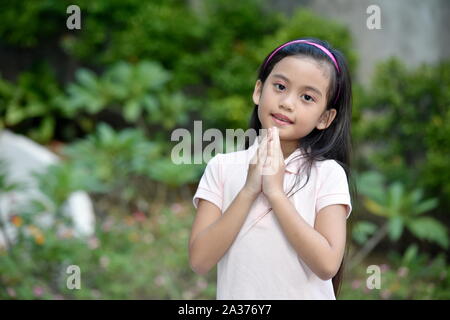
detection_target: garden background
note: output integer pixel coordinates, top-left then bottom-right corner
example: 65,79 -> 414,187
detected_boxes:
0,0 -> 449,299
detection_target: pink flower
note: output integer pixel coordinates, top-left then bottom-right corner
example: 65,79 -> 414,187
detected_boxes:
351,280 -> 361,289
196,278 -> 208,290
171,203 -> 183,214
88,236 -> 100,250
33,286 -> 44,297
380,264 -> 390,272
133,211 -> 146,223
397,267 -> 409,278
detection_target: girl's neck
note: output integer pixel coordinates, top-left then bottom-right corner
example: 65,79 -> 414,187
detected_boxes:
280,139 -> 299,159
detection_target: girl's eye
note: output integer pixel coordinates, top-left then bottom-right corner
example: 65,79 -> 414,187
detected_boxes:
274,83 -> 285,91
302,94 -> 315,103
274,83 -> 316,103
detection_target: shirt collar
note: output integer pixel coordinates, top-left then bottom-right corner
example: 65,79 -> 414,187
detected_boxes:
248,136 -> 306,175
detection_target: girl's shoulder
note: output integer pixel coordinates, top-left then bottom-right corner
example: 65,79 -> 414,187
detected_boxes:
313,158 -> 348,179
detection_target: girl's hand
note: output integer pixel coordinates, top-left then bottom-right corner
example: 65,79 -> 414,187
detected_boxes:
242,132 -> 269,197
262,127 -> 285,199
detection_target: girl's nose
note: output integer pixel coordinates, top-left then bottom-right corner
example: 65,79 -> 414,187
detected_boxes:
279,94 -> 295,111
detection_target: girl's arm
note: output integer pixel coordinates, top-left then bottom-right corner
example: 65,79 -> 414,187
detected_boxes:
268,193 -> 347,281
189,186 -> 258,275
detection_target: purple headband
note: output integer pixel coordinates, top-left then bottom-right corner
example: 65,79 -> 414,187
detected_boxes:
263,39 -> 341,105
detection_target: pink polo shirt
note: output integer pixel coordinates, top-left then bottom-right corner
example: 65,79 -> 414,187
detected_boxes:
192,137 -> 352,300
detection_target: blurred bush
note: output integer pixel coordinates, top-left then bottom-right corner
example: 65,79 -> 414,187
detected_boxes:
350,170 -> 446,270
0,63 -> 69,143
1,0 -> 449,300
0,0 -> 357,137
341,244 -> 450,300
353,58 -> 450,210
0,157 -> 210,299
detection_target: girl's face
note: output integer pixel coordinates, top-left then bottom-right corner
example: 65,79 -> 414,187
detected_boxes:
253,56 -> 337,142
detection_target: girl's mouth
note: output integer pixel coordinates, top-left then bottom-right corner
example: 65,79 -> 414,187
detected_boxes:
271,113 -> 293,126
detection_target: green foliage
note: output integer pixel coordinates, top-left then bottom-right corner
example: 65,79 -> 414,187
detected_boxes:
62,0 -> 201,67
341,245 -> 450,299
0,203 -> 214,299
63,123 -> 161,186
64,61 -> 189,127
0,0 -> 68,47
1,0 -> 449,301
356,171 -> 447,248
149,158 -> 201,188
0,0 -> 359,141
32,162 -> 106,209
356,58 -> 450,207
0,155 -> 211,299
352,221 -> 377,245
61,122 -> 201,206
0,59 -> 192,144
423,106 -> 450,207
0,63 -> 68,143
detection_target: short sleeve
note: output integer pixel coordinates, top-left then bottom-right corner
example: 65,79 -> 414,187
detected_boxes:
192,154 -> 223,212
315,160 -> 352,219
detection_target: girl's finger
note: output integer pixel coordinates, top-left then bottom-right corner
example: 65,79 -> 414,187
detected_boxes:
267,134 -> 273,159
251,134 -> 267,165
257,134 -> 268,159
263,138 -> 273,173
259,136 -> 268,168
273,127 -> 282,162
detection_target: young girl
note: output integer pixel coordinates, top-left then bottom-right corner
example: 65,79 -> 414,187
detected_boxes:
189,38 -> 354,300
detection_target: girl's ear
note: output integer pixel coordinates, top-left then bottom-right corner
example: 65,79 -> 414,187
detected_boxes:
316,108 -> 337,130
252,80 -> 263,105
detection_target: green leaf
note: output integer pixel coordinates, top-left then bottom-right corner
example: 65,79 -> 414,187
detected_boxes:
363,198 -> 387,217
352,221 -> 377,245
76,69 -> 98,89
123,100 -> 141,122
142,95 -> 158,113
413,198 -> 439,215
402,244 -> 418,265
5,104 -> 27,125
408,188 -> 423,206
408,217 -> 449,249
39,116 -> 55,143
388,182 -> 404,215
97,123 -> 115,144
356,171 -> 386,204
388,216 -> 404,241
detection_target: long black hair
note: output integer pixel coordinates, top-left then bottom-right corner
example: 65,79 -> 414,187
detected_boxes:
245,38 -> 356,298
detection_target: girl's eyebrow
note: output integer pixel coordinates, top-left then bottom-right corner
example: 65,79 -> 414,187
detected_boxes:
272,73 -> 323,97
